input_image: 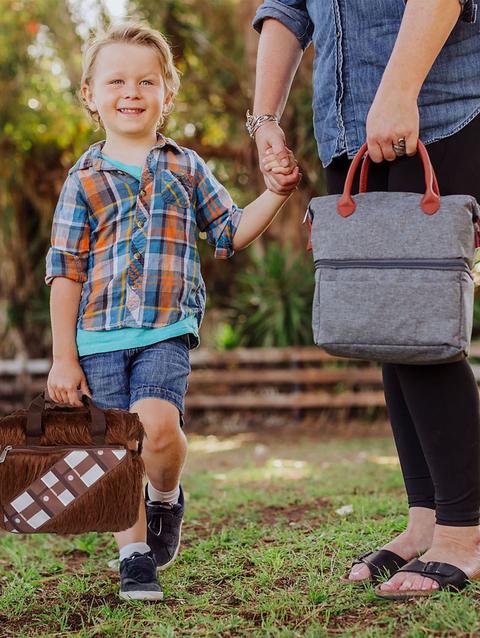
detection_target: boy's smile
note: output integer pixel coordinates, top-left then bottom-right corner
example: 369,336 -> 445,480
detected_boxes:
118,107 -> 146,116
82,42 -> 171,142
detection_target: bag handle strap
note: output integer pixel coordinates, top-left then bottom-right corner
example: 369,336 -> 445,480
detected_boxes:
337,140 -> 441,217
359,143 -> 440,202
26,391 -> 107,446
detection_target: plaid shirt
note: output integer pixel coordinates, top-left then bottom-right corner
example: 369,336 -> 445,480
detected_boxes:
45,135 -> 243,330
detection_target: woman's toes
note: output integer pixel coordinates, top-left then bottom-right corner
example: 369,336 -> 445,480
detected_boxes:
348,564 -> 371,580
380,573 -> 441,593
379,573 -> 403,590
399,578 -> 413,591
409,575 -> 424,591
421,577 -> 439,591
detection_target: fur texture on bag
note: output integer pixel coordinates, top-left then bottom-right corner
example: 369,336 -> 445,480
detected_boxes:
0,404 -> 145,534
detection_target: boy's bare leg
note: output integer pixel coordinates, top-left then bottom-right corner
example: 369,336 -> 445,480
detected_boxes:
135,398 -> 188,492
114,398 -> 187,550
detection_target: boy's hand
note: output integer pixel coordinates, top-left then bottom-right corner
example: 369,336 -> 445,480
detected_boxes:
255,122 -> 300,195
262,147 -> 302,193
262,147 -> 297,174
47,358 -> 92,407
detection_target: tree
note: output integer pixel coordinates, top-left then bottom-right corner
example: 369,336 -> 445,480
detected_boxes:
0,0 -> 92,356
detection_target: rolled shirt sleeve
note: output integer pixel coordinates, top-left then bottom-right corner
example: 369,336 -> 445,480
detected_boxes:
45,171 -> 90,286
252,0 -> 314,50
193,153 -> 243,260
460,0 -> 478,22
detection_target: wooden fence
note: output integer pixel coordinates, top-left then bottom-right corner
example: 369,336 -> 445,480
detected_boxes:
1,345 -> 480,415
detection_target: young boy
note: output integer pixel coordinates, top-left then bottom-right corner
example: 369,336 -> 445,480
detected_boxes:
45,22 -> 300,601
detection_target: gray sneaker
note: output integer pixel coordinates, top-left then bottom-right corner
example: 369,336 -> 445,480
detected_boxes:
145,484 -> 184,570
119,551 -> 164,601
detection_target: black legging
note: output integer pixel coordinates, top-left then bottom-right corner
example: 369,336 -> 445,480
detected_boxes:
324,114 -> 480,526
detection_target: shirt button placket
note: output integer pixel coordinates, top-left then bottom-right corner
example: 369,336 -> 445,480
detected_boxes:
127,179 -> 150,321
333,0 -> 346,150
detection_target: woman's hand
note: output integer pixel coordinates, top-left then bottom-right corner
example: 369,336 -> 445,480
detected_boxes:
47,357 -> 91,407
366,86 -> 420,163
262,147 -> 301,194
255,121 -> 301,194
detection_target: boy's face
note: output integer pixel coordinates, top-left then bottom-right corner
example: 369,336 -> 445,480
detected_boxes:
82,43 -> 171,140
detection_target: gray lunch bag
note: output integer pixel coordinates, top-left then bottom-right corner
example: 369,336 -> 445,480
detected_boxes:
307,141 -> 479,364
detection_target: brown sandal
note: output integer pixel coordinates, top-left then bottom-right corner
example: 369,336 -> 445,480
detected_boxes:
342,549 -> 408,584
374,558 -> 473,600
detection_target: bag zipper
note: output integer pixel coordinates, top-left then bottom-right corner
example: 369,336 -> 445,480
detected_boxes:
0,444 -> 126,464
314,257 -> 471,274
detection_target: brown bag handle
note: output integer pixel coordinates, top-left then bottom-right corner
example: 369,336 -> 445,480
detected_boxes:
337,140 -> 441,217
26,391 -> 107,446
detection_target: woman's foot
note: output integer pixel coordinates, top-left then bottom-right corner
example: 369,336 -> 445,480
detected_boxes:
378,525 -> 480,593
348,507 -> 435,582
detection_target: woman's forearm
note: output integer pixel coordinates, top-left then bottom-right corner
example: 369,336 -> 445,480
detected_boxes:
253,19 -> 303,118
380,0 -> 461,98
50,277 -> 83,361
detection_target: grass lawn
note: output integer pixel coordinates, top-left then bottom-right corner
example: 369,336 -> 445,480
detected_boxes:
0,429 -> 478,637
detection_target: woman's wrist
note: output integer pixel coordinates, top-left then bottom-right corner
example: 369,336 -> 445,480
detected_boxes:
377,69 -> 421,102
246,111 -> 279,138
254,120 -> 286,147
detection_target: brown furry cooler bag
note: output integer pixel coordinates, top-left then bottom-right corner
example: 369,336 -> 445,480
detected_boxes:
0,392 -> 145,534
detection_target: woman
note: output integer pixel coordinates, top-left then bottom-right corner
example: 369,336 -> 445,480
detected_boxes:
251,0 -> 480,599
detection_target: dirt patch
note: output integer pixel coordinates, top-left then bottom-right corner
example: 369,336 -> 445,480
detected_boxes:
61,548 -> 90,570
257,498 -> 331,526
0,590 -> 123,638
183,497 -> 332,541
182,521 -> 225,545
327,608 -> 394,635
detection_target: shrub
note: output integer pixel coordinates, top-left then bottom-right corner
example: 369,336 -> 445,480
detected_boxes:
227,242 -> 314,347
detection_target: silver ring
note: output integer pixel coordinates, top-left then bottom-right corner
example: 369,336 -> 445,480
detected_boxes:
392,137 -> 407,157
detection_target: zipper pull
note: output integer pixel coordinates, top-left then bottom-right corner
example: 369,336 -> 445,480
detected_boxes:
0,446 -> 12,463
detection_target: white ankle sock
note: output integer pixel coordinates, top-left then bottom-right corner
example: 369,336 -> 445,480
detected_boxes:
119,542 -> 151,562
147,483 -> 180,506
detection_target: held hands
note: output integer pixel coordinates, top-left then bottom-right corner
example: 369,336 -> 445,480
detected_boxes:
47,357 -> 92,407
255,121 -> 302,195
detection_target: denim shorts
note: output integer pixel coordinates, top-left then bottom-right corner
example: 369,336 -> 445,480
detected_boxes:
79,335 -> 191,418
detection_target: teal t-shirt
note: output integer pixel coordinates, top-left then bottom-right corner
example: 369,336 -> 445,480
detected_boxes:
76,155 -> 199,357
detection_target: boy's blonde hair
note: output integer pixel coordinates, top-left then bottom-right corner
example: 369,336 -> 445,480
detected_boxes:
81,22 -> 181,127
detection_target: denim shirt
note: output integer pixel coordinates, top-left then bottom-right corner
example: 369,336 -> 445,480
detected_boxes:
253,0 -> 480,167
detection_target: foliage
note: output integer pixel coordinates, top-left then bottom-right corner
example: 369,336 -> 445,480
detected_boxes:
214,321 -> 243,350
228,241 -> 315,347
0,0 -> 94,356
